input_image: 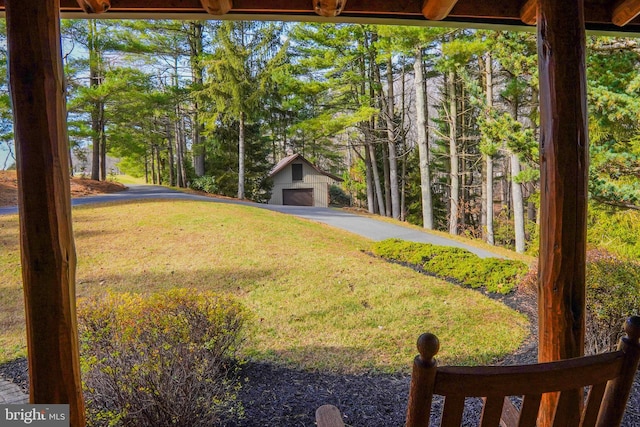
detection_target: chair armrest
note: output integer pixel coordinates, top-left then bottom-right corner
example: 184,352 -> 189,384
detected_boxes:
315,404 -> 345,427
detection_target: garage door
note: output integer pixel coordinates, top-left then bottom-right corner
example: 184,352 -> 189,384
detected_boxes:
283,188 -> 313,206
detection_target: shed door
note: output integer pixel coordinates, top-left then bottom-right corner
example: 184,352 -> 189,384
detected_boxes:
283,188 -> 313,206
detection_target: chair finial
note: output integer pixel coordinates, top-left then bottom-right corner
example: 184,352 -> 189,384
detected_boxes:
417,333 -> 439,364
625,316 -> 640,343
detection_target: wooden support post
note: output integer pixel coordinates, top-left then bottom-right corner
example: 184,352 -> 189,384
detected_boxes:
536,0 -> 588,426
6,1 -> 85,426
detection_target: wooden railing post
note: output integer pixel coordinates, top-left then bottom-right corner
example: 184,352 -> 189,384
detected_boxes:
596,316 -> 640,426
6,1 -> 85,425
536,0 -> 589,426
406,333 -> 440,427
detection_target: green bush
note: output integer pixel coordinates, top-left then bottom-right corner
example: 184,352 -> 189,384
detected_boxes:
190,176 -> 218,194
329,185 -> 351,207
519,250 -> 640,354
78,289 -> 248,427
372,238 -> 528,294
585,250 -> 640,353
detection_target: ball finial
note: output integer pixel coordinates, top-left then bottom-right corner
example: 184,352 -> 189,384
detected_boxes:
417,333 -> 440,363
625,316 -> 640,343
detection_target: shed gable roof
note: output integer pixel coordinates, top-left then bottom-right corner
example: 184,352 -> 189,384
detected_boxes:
269,153 -> 343,182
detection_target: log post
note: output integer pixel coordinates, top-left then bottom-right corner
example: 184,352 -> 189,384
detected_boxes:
536,0 -> 588,426
6,1 -> 85,426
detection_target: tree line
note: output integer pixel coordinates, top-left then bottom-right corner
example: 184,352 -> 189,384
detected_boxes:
0,20 -> 638,253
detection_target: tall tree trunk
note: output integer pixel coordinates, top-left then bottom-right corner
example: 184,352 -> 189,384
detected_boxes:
511,153 -> 526,252
99,104 -> 106,181
167,122 -> 176,187
510,98 -> 526,253
386,57 -> 401,219
238,112 -> 246,199
364,141 -> 376,213
485,53 -> 495,245
6,0 -> 86,423
414,48 -> 434,229
190,22 -> 206,177
368,133 -> 386,215
448,69 -> 459,235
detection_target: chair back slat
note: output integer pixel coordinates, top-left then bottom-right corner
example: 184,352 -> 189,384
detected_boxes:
580,382 -> 607,427
551,389 -> 582,426
517,394 -> 542,427
440,396 -> 465,427
480,396 -> 505,426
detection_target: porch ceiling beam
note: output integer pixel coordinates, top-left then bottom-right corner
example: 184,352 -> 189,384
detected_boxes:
314,0 -> 346,17
75,0 -> 110,13
200,0 -> 232,15
5,0 -> 85,425
613,0 -> 640,26
536,0 -> 588,425
422,0 -> 459,20
520,0 -> 537,25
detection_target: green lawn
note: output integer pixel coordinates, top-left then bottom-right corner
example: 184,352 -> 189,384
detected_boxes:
0,200 -> 529,372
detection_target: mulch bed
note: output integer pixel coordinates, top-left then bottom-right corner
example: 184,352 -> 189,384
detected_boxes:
2,275 -> 640,426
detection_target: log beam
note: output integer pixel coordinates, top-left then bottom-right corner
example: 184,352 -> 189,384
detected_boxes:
536,0 -> 588,426
75,0 -> 110,13
422,0 -> 459,20
612,0 -> 640,26
200,0 -> 232,15
520,0 -> 537,25
314,0 -> 346,17
5,0 -> 85,426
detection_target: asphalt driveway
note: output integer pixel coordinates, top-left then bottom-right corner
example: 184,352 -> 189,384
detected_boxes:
0,184 -> 504,258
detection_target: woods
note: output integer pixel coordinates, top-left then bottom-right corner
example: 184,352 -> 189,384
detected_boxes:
1,21 -> 639,252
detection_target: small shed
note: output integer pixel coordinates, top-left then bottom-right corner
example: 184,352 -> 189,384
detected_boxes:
268,153 -> 343,207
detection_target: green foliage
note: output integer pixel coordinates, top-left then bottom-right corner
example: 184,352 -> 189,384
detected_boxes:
78,289 -> 249,427
519,250 -> 640,354
190,176 -> 218,194
586,250 -> 640,353
329,184 -> 351,207
372,239 -> 528,294
588,204 -> 640,259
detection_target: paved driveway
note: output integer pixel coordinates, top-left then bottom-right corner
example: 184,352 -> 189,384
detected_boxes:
0,184 -> 504,258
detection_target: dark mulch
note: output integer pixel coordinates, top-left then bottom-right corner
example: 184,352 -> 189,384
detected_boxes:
2,284 -> 640,426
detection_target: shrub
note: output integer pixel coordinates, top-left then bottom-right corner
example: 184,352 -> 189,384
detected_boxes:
372,239 -> 528,294
78,289 -> 249,427
329,185 -> 351,207
519,250 -> 640,354
190,176 -> 218,194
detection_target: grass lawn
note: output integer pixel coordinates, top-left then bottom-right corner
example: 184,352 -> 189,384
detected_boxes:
0,200 -> 529,373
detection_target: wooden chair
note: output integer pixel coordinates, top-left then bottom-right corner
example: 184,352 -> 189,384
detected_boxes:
316,316 -> 640,427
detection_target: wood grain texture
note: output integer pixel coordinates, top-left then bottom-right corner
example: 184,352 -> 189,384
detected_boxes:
199,0 -> 232,14
5,0 -> 85,426
520,0 -> 537,25
314,0 -> 347,17
315,405 -> 345,427
536,0 -> 588,424
75,0 -> 110,13
612,0 -> 640,26
421,0 -> 459,20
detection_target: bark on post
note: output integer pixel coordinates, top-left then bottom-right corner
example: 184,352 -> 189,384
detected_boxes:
6,0 -> 85,426
537,0 -> 588,425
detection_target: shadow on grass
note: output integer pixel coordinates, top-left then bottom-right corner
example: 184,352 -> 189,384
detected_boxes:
76,266 -> 276,294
